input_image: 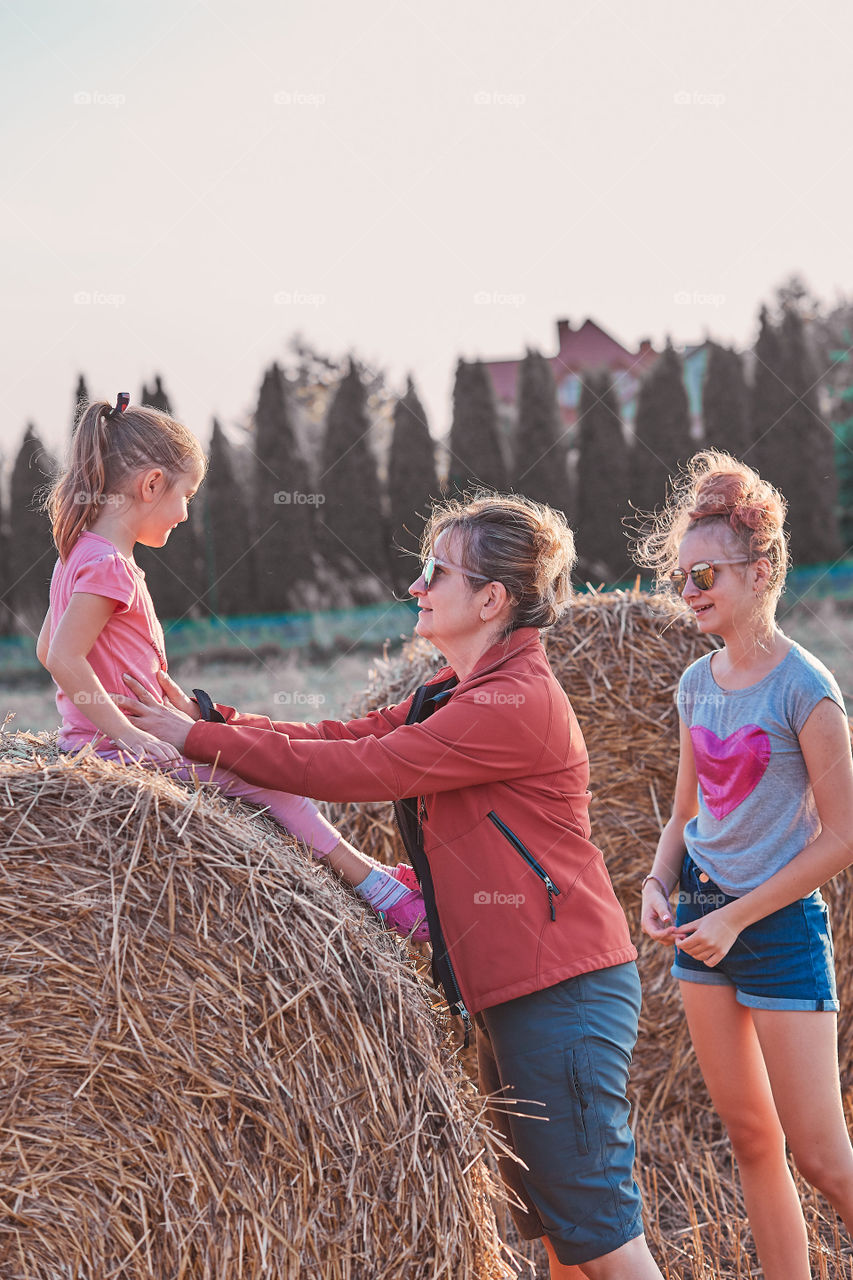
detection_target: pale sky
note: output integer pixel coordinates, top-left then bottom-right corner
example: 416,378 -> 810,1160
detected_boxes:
2,0 -> 852,461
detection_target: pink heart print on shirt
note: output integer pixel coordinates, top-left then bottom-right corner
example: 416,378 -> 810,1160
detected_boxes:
689,724 -> 771,820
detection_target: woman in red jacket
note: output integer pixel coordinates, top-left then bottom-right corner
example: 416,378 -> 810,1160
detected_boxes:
118,494 -> 663,1280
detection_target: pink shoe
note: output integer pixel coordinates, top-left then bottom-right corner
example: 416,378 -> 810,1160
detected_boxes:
381,864 -> 430,942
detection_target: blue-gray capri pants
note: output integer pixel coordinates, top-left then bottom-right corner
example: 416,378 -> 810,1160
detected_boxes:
672,853 -> 838,1011
475,961 -> 645,1267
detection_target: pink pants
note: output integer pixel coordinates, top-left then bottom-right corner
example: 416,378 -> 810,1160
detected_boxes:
94,746 -> 342,857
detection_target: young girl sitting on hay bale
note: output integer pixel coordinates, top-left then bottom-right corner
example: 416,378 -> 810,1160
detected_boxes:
639,450 -> 853,1280
36,393 -> 427,941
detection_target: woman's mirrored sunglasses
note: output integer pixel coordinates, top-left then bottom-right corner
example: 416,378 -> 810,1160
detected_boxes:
670,559 -> 749,596
421,555 -> 490,588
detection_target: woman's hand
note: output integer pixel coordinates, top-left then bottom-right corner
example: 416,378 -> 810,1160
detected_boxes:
113,727 -> 185,766
156,669 -> 202,721
674,905 -> 741,967
112,674 -> 196,754
641,883 -> 678,945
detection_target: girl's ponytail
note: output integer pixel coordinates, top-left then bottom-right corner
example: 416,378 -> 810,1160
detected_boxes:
47,396 -> 205,561
49,401 -> 114,562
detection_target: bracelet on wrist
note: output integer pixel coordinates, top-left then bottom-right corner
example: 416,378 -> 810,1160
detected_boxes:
641,873 -> 672,898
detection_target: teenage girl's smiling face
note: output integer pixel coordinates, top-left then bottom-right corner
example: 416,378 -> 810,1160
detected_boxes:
138,463 -> 203,548
676,526 -> 756,637
409,531 -> 489,651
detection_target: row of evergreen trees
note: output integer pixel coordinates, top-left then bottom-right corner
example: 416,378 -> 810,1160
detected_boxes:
0,301 -> 848,639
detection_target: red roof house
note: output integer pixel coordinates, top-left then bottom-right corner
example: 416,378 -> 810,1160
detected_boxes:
484,318 -> 659,433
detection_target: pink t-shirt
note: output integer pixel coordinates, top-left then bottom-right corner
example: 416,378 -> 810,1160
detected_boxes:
49,531 -> 168,751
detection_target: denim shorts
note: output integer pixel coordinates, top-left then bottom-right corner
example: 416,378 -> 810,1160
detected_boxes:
672,854 -> 838,1012
475,962 -> 645,1267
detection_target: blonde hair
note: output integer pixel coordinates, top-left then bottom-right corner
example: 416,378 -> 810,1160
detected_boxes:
423,492 -> 576,636
633,450 -> 789,598
47,399 -> 206,561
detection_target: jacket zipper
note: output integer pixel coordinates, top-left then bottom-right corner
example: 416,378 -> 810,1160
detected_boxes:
415,787 -> 471,1046
405,680 -> 472,1043
487,811 -> 561,921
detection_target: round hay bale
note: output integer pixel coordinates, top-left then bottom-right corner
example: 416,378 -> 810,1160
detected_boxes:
0,744 -> 513,1280
325,589 -> 853,1278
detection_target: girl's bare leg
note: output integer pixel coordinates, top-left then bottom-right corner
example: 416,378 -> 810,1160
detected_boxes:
753,1008 -> 853,1231
680,981 -> 810,1280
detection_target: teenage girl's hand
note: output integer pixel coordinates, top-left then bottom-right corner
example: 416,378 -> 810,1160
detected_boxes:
674,906 -> 741,967
641,884 -> 679,945
113,727 -> 185,767
156,670 -> 202,720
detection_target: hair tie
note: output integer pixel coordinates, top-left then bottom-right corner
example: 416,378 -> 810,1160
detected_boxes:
106,392 -> 130,421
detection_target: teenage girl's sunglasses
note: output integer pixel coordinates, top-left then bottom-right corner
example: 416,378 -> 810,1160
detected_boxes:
421,555 -> 490,588
670,559 -> 749,595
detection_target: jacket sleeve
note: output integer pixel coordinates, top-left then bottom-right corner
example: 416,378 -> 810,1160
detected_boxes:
211,694 -> 416,740
183,681 -> 559,802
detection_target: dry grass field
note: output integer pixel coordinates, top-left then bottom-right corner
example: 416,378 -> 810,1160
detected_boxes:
0,649 -> 375,737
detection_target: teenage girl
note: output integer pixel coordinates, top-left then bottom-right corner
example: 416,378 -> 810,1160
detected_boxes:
36,394 -> 427,941
638,450 -> 853,1279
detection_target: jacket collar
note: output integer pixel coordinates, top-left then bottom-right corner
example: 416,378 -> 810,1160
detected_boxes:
428,627 -> 542,690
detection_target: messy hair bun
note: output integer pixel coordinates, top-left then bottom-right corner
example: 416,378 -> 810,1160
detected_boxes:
634,450 -> 788,596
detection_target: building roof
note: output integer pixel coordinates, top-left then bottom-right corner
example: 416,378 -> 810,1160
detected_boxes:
483,318 -> 658,404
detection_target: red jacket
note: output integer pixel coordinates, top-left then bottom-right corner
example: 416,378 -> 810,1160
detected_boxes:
185,628 -> 636,1016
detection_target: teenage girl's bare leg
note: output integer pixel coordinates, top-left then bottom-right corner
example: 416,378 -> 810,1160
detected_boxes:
542,1232 -> 662,1279
753,1009 -> 853,1232
679,982 -> 810,1280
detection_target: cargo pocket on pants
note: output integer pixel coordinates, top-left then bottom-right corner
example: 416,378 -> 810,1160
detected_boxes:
565,1046 -> 591,1156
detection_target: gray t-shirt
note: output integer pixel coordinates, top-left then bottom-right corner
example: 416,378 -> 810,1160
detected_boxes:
677,642 -> 845,896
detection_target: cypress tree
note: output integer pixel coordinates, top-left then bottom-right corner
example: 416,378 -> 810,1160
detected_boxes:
388,377 -> 440,594
319,360 -> 391,600
701,343 -> 751,458
133,378 -> 205,622
749,307 -> 791,478
514,348 -> 570,512
140,375 -> 171,412
827,329 -> 853,554
253,362 -> 315,612
0,482 -> 11,637
781,308 -> 840,563
10,425 -> 57,635
833,390 -> 853,555
71,374 -> 89,436
751,306 -> 841,564
447,360 -> 508,495
631,344 -> 692,515
576,371 -> 632,582
201,419 -> 256,617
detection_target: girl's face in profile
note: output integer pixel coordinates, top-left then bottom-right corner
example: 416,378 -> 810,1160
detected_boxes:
135,462 -> 204,549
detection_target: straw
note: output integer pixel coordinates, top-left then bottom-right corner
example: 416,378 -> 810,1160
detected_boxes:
0,741 -> 518,1280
